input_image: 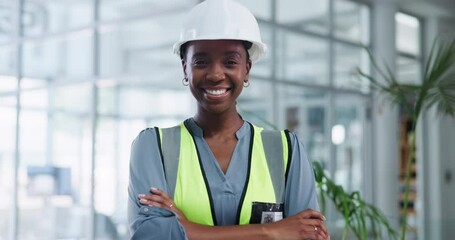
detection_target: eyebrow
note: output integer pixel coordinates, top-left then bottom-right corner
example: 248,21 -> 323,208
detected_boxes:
224,51 -> 242,58
191,52 -> 208,60
191,51 -> 243,59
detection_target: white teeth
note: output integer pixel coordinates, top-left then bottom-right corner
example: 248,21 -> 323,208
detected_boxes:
206,89 -> 227,95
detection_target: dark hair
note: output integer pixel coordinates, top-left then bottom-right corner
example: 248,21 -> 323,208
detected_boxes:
180,41 -> 252,61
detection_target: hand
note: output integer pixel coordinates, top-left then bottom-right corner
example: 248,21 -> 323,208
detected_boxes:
267,209 -> 330,240
138,187 -> 187,221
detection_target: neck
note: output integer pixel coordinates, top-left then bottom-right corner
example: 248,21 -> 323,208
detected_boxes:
193,111 -> 244,137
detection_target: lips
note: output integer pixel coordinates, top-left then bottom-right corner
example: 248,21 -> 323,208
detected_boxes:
204,88 -> 230,97
205,89 -> 227,95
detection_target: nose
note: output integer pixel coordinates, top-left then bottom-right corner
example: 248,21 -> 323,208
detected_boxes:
206,62 -> 225,82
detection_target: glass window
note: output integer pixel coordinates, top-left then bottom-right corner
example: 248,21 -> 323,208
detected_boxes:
20,88 -> 48,110
395,12 -> 422,85
95,117 -> 132,240
100,0 -> 197,22
0,1 -> 14,44
95,83 -> 193,238
277,0 -> 330,34
0,95 -> 17,240
334,42 -> 369,91
17,84 -> 93,239
277,30 -> 329,85
334,0 -> 370,44
238,80 -> 274,127
22,0 -> 93,37
99,13 -> 183,77
22,30 -> 93,87
397,55 -> 422,84
250,22 -> 272,78
333,94 -> 365,193
239,0 -> 272,20
17,108 -> 48,239
54,83 -> 92,114
396,12 -> 421,56
277,85 -> 330,165
0,47 -> 17,93
98,84 -> 192,120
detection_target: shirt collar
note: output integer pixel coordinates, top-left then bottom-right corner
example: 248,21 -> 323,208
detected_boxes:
186,117 -> 250,140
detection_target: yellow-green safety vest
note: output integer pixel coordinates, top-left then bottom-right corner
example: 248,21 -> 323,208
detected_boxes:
155,120 -> 292,225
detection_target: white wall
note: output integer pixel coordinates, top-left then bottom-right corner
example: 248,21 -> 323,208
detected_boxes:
420,12 -> 455,240
439,114 -> 455,239
371,0 -> 400,229
435,17 -> 455,240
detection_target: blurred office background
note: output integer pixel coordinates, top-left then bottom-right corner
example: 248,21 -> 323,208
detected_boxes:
0,0 -> 454,239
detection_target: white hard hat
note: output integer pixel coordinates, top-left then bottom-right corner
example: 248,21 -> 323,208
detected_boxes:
173,0 -> 267,63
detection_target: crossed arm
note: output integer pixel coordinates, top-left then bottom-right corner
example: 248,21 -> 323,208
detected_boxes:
137,188 -> 330,240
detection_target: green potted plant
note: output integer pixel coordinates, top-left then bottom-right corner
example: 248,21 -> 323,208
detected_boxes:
357,38 -> 455,240
312,161 -> 397,239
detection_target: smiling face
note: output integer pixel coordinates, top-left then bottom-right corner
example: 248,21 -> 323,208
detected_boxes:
182,40 -> 252,116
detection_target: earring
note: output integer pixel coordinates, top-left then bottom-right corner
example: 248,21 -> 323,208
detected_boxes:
182,77 -> 189,86
243,80 -> 250,88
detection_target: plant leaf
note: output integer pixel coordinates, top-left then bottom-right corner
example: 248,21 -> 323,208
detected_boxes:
312,161 -> 398,239
424,39 -> 455,88
424,39 -> 455,116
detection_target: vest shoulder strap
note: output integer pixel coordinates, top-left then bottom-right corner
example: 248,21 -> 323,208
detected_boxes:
260,129 -> 292,202
155,125 -> 180,198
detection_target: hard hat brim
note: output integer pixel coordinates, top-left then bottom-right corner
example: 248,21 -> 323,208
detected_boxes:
173,38 -> 267,63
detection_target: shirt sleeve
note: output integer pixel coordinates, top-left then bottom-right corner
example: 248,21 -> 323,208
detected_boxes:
284,131 -> 320,217
127,128 -> 188,240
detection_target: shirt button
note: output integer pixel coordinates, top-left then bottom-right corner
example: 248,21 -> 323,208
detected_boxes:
143,207 -> 149,212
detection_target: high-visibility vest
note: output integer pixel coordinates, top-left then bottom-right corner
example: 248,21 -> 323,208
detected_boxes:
155,119 -> 292,225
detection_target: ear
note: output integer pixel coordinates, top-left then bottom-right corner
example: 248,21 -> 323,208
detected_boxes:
245,60 -> 252,79
181,59 -> 187,77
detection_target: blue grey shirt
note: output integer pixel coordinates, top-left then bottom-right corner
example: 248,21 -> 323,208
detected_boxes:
127,118 -> 320,239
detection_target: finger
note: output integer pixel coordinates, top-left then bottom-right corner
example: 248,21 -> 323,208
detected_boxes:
317,226 -> 329,239
301,219 -> 324,228
316,220 -> 329,238
307,228 -> 326,240
139,193 -> 174,209
299,209 -> 325,221
148,187 -> 172,203
320,231 -> 330,240
137,195 -> 156,206
150,188 -> 175,208
302,224 -> 319,232
138,192 -> 170,202
307,223 -> 327,240
317,230 -> 328,240
301,209 -> 326,221
301,230 -> 318,240
140,196 -> 174,210
138,191 -> 186,221
137,187 -> 169,201
301,220 -> 328,239
148,188 -> 172,202
150,187 -> 169,197
138,193 -> 162,203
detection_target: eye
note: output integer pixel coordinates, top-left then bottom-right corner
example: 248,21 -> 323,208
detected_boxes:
225,59 -> 238,66
194,60 -> 206,65
192,58 -> 207,66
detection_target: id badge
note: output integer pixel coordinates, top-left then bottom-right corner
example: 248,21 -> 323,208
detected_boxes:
249,201 -> 284,224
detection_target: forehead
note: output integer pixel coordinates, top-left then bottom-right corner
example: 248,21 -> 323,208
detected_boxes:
186,40 -> 246,56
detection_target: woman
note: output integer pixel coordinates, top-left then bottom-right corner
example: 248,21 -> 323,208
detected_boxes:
127,0 -> 330,239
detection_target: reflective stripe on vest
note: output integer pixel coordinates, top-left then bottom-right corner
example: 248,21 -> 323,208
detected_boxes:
156,120 -> 292,225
